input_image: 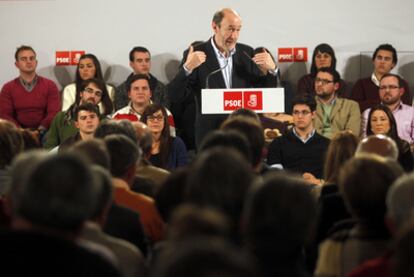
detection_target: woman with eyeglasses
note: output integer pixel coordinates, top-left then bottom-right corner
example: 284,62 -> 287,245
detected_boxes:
61,53 -> 115,113
297,43 -> 349,98
141,103 -> 188,170
366,104 -> 413,171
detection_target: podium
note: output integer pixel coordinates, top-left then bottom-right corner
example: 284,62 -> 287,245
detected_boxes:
201,88 -> 285,114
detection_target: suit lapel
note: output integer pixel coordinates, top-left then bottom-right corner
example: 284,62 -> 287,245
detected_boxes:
329,98 -> 341,121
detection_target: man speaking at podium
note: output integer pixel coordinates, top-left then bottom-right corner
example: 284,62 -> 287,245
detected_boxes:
168,8 -> 278,147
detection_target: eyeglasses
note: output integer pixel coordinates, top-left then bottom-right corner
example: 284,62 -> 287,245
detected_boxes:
292,110 -> 312,116
147,115 -> 164,122
83,87 -> 103,97
375,55 -> 392,62
379,85 -> 400,91
315,78 -> 334,85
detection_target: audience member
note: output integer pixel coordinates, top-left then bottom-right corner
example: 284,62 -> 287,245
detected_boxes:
58,103 -> 101,151
186,147 -> 254,242
0,45 -> 60,140
315,155 -> 403,277
61,53 -> 115,111
267,95 -> 330,182
0,119 -> 24,195
141,104 -> 188,170
69,138 -> 149,256
104,134 -> 165,243
112,74 -> 176,136
114,46 -> 169,110
131,121 -> 170,193
349,173 -> 414,276
199,129 -> 252,165
365,105 -> 413,171
220,116 -> 265,173
80,166 -> 147,277
151,238 -> 257,277
4,151 -> 121,276
297,43 -> 348,98
350,43 -> 412,112
244,172 -> 317,277
313,67 -> 361,138
45,78 -> 110,149
361,73 -> 414,146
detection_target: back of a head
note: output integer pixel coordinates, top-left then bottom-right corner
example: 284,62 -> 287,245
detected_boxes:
229,108 -> 261,123
13,153 -> 99,233
167,204 -> 231,242
245,172 -> 317,253
69,138 -> 110,170
199,130 -> 252,165
0,119 -> 24,169
131,121 -> 153,158
339,155 -> 403,224
94,119 -> 138,143
387,173 -> 414,231
104,134 -> 141,178
220,116 -> 264,167
186,147 -> 254,231
152,237 -> 256,277
324,130 -> 359,184
356,134 -> 399,161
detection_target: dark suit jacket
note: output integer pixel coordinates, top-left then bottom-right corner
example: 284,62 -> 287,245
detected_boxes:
168,38 -> 278,145
169,38 -> 278,107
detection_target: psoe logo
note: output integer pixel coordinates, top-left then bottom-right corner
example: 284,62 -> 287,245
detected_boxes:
243,91 -> 263,110
70,51 -> 85,65
294,47 -> 308,62
223,91 -> 243,111
55,51 -> 71,66
55,50 -> 86,66
278,48 -> 293,62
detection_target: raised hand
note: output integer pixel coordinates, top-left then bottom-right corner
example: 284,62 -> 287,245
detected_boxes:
184,45 -> 207,72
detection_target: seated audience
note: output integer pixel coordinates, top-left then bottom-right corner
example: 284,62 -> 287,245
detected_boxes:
151,237 -> 256,277
186,147 -> 254,243
141,104 -> 188,170
244,172 -> 317,277
80,166 -> 147,277
45,78 -> 111,149
350,43 -> 412,112
315,155 -> 403,277
0,119 -> 24,196
297,43 -> 348,98
314,67 -> 361,138
361,73 -> 414,147
4,151 -> 121,276
0,45 -> 60,140
69,138 -> 149,256
59,103 -> 101,151
112,74 -> 175,136
114,46 -> 169,110
349,173 -> 414,276
61,53 -> 115,111
267,95 -> 330,182
317,131 -> 359,242
220,116 -> 265,173
104,134 -> 165,243
365,105 -> 413,171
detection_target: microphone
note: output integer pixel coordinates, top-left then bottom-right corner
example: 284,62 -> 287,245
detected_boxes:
205,52 -> 230,89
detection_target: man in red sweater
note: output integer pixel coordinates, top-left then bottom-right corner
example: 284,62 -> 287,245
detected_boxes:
0,45 -> 60,138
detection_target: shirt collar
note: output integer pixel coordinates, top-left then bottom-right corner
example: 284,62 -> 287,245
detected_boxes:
371,73 -> 380,86
292,128 -> 316,143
